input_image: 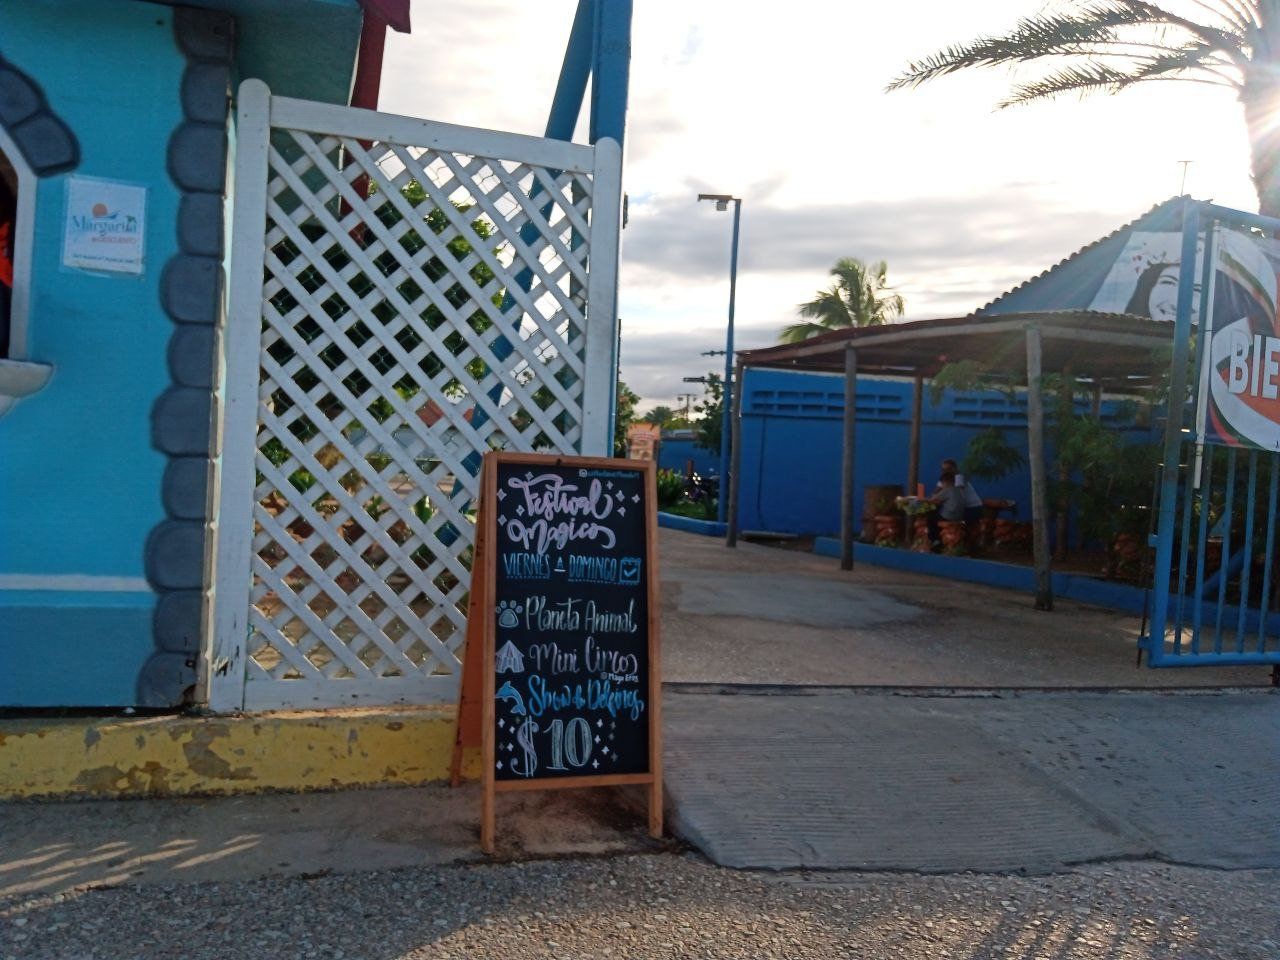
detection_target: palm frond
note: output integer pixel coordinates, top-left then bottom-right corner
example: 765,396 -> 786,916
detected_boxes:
999,45 -> 1234,107
796,287 -> 852,326
888,0 -> 1252,95
1129,42 -> 1240,80
1127,0 -> 1249,52
777,321 -> 834,344
1186,0 -> 1257,33
888,3 -> 1175,90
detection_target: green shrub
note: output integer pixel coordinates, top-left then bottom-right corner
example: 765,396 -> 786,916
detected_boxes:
655,468 -> 685,509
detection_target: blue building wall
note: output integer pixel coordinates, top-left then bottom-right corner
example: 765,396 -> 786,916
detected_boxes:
734,368 -> 1157,538
0,2 -> 187,705
657,434 -> 718,479
0,0 -> 367,708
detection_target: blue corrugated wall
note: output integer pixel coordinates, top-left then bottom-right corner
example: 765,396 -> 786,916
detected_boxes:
730,368 -> 1158,538
657,435 -> 718,478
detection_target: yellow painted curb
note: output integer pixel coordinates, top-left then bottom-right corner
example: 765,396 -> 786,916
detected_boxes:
0,708 -> 481,799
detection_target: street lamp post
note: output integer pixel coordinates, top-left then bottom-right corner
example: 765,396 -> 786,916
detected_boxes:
697,192 -> 741,525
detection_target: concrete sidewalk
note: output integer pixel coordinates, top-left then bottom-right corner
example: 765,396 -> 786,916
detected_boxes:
0,784 -> 661,898
659,530 -> 1270,688
4,686 -> 1274,895
664,686 -> 1280,873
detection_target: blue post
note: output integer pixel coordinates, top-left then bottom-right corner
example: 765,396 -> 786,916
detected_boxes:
1147,197 -> 1202,665
718,199 -> 741,523
588,0 -> 632,146
545,0 -> 595,141
590,0 -> 633,449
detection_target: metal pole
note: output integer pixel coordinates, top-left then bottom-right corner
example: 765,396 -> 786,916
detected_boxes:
1148,198 -> 1205,664
841,344 -> 857,571
908,372 -> 924,497
726,360 -> 745,548
1026,326 -> 1053,610
717,199 -> 741,523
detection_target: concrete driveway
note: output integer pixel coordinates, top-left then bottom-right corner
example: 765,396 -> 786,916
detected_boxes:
656,529 -> 1279,872
658,529 -> 1269,688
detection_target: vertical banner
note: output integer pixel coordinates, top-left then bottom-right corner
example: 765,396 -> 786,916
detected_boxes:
1090,226 -> 1280,451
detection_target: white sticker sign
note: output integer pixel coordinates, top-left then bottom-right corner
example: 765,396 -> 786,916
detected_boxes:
62,177 -> 147,275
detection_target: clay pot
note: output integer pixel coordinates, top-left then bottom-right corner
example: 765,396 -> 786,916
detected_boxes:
939,520 -> 966,552
908,517 -> 931,552
1113,532 -> 1142,564
993,518 -> 1018,547
873,514 -> 904,546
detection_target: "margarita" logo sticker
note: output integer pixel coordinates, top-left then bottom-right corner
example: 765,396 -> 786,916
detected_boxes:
62,177 -> 147,275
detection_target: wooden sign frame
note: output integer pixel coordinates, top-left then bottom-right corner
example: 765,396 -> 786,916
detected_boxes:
451,451 -> 663,853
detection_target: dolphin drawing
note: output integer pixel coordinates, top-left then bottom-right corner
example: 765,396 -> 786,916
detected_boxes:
496,680 -> 526,716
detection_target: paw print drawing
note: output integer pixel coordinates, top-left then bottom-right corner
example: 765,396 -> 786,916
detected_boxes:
496,600 -> 523,629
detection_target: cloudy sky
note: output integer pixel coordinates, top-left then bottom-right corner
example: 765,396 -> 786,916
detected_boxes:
381,1 -> 1257,410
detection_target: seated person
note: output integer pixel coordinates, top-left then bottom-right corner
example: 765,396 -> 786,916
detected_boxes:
926,470 -> 966,545
941,457 -> 984,524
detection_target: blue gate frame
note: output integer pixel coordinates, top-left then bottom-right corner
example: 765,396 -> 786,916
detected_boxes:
1143,199 -> 1280,668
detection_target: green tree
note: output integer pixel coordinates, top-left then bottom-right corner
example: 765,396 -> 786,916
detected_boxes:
645,404 -> 677,429
887,1 -> 1280,216
693,372 -> 723,453
929,359 -> 1158,562
614,379 -> 640,457
780,257 -> 904,343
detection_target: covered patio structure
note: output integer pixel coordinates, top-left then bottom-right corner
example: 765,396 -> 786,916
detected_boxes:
729,311 -> 1175,610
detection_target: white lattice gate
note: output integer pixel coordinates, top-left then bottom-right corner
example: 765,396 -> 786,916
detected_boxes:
205,80 -> 622,712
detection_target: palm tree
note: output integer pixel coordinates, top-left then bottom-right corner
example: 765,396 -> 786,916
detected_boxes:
646,405 -> 677,429
887,1 -> 1280,216
779,257 -> 905,343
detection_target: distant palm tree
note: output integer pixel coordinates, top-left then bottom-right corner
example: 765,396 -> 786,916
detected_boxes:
779,257 -> 905,343
887,1 -> 1280,216
646,405 -> 676,429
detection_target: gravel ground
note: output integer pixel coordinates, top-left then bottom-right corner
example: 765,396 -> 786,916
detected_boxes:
3,853 -> 1277,960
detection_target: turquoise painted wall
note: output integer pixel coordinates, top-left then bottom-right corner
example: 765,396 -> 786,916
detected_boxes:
0,1 -> 185,705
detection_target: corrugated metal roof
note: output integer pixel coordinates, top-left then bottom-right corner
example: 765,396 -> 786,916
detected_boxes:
737,311 -> 1173,384
973,196 -> 1188,317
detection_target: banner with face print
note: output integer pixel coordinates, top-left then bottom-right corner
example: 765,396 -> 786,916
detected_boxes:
1090,229 -> 1280,451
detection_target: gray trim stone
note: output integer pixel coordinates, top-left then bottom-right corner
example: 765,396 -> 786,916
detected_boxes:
168,325 -> 216,389
152,386 -> 212,456
137,652 -> 198,709
0,56 -> 80,175
9,114 -> 78,174
154,590 -> 204,654
0,68 -> 40,126
162,255 -> 223,325
168,122 -> 229,193
139,4 -> 235,708
182,61 -> 232,124
162,456 -> 209,520
172,8 -> 235,63
144,521 -> 205,591
178,192 -> 225,257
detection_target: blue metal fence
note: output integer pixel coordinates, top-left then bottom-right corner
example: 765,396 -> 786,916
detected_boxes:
1143,200 -> 1280,669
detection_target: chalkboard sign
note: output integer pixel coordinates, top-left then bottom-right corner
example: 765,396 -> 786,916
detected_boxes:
451,452 -> 662,852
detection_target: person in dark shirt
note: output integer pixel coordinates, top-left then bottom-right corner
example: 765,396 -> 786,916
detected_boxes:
940,457 -> 984,525
926,470 -> 965,547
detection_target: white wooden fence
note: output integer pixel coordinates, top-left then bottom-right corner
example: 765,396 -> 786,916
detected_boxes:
205,80 -> 622,712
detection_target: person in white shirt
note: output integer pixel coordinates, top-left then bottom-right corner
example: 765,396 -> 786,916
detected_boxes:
940,458 -> 983,525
